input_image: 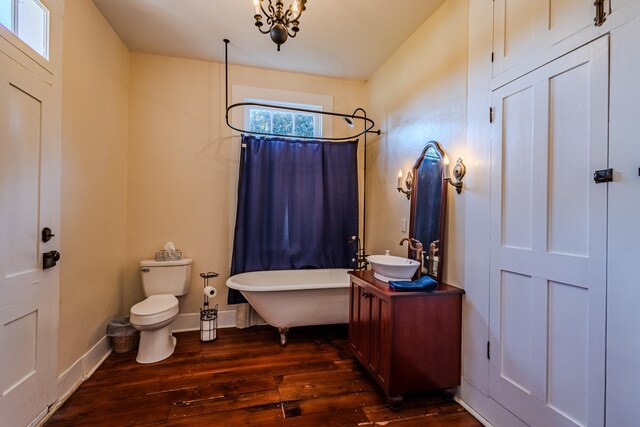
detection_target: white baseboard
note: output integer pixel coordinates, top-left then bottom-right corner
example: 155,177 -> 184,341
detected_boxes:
56,335 -> 111,403
171,309 -> 236,332
38,335 -> 112,426
455,395 -> 493,427
459,379 -> 528,427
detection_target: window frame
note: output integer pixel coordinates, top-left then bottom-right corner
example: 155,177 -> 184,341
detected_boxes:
244,98 -> 323,139
0,0 -> 49,61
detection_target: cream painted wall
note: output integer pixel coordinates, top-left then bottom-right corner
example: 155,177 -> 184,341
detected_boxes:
125,53 -> 366,315
59,0 -> 130,373
365,0 -> 468,286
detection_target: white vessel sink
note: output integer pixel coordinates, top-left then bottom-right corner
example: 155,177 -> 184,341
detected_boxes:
367,255 -> 420,282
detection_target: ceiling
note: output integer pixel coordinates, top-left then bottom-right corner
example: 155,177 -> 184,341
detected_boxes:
92,0 -> 446,81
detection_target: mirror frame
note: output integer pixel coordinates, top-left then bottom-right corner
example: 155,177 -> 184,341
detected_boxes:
408,140 -> 448,282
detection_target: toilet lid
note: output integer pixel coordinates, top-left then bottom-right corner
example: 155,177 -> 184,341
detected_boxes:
131,294 -> 178,317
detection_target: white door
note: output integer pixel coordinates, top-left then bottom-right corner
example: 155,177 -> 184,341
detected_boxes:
489,36 -> 608,427
0,52 -> 59,426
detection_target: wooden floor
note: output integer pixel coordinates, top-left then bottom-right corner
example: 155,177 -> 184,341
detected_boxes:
45,325 -> 482,426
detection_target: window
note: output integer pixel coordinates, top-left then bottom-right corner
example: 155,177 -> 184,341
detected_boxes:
246,99 -> 322,138
0,0 -> 49,59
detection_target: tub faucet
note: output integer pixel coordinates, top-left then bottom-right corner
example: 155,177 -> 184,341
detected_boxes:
349,235 -> 368,270
399,237 -> 423,267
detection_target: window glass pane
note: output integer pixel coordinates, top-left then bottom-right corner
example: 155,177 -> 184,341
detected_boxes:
294,113 -> 315,138
250,109 -> 271,134
0,0 -> 12,30
16,0 -> 47,58
272,111 -> 293,135
245,100 -> 321,138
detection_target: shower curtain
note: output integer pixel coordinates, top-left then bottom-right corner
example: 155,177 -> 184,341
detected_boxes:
228,134 -> 359,309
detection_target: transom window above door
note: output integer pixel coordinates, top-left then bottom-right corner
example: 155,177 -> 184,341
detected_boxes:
0,0 -> 49,59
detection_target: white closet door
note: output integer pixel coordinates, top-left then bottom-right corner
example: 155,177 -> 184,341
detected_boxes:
493,0 -> 595,77
489,36 -> 608,427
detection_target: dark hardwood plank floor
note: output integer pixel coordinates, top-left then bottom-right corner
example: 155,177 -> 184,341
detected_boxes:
45,325 -> 482,426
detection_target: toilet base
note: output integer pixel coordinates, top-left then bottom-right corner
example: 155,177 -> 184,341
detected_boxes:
136,323 -> 176,364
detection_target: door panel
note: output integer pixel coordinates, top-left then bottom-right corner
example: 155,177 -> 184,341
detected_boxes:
5,85 -> 41,276
493,0 -> 594,76
490,36 -> 608,427
501,86 -> 534,250
369,295 -> 381,374
547,281 -> 589,425
548,63 -> 590,256
499,271 -> 536,394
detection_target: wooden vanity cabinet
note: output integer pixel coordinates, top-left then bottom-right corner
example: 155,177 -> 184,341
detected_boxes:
348,270 -> 464,405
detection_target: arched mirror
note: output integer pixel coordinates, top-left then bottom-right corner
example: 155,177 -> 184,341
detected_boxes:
408,141 -> 448,281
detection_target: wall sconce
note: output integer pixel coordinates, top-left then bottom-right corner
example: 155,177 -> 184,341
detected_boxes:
444,157 -> 466,194
397,169 -> 413,199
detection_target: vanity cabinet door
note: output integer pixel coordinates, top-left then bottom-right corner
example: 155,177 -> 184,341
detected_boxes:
349,282 -> 370,361
349,281 -> 391,387
366,289 -> 391,386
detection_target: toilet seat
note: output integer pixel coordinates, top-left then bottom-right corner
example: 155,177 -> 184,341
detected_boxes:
130,294 -> 179,326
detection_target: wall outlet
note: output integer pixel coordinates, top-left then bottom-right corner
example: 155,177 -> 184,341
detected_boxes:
401,218 -> 407,233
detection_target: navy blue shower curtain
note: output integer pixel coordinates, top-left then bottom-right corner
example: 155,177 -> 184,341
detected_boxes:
228,134 -> 359,304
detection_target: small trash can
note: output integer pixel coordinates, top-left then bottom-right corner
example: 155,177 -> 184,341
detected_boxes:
107,317 -> 139,353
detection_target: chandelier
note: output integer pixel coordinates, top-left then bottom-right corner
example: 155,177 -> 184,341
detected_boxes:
252,0 -> 307,51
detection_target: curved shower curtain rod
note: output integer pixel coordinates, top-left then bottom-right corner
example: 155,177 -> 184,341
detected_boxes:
223,39 -> 381,142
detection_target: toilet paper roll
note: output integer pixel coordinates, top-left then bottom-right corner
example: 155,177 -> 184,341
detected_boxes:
203,286 -> 217,298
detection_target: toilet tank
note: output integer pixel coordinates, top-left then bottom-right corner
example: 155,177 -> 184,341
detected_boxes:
140,259 -> 192,297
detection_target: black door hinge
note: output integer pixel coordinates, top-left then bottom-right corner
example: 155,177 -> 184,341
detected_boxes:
491,52 -> 494,62
489,107 -> 494,123
487,341 -> 491,360
594,0 -> 607,26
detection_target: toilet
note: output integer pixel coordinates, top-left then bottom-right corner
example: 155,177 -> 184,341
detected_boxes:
130,258 -> 192,364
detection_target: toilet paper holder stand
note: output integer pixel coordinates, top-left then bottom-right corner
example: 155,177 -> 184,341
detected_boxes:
200,271 -> 219,342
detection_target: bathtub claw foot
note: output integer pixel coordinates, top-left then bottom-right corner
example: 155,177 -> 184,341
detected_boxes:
278,327 -> 289,346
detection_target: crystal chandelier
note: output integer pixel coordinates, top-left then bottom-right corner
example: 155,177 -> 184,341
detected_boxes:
252,0 -> 307,51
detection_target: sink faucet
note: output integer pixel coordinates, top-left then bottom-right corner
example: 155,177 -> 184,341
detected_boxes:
399,237 -> 423,267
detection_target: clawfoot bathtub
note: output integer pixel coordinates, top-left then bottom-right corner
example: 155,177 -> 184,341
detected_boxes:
226,269 -> 350,345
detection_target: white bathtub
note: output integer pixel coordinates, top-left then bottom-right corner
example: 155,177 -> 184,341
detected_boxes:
226,268 -> 351,345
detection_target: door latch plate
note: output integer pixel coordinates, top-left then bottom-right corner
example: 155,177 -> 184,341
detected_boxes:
43,251 -> 61,269
593,168 -> 613,183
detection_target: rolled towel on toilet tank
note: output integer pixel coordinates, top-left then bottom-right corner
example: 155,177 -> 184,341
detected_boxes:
203,286 -> 217,298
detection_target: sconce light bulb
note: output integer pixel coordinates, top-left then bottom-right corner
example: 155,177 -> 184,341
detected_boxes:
397,169 -> 403,189
443,156 -> 451,180
292,0 -> 300,14
398,169 -> 403,178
